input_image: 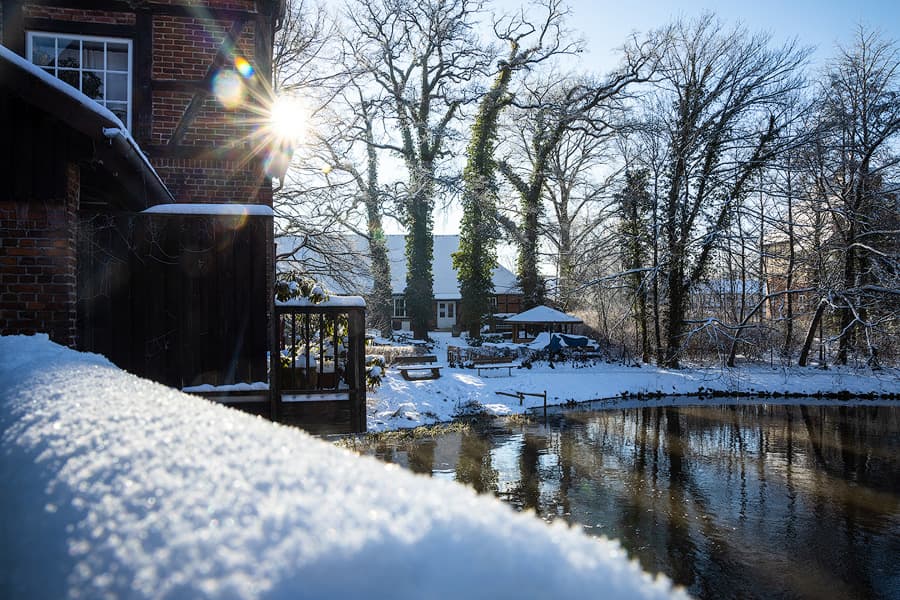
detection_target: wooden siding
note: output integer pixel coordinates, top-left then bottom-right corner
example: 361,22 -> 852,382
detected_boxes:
77,212 -> 269,388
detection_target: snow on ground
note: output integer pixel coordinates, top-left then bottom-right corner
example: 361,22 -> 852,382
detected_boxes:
367,332 -> 899,432
0,334 -> 686,599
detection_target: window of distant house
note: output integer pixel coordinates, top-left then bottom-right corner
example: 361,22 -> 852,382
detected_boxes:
393,297 -> 407,318
27,32 -> 132,130
489,296 -> 498,312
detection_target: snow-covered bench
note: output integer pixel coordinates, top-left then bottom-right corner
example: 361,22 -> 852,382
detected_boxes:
394,355 -> 443,380
472,356 -> 520,377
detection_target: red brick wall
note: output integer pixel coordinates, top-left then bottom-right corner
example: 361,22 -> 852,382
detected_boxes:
151,0 -> 258,9
153,16 -> 255,79
495,294 -> 522,315
148,8 -> 268,206
153,158 -> 272,204
14,1 -> 272,208
22,6 -> 136,25
151,93 -> 255,148
0,164 -> 80,347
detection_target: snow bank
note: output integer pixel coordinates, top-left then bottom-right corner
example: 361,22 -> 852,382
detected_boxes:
0,335 -> 686,600
368,332 -> 899,431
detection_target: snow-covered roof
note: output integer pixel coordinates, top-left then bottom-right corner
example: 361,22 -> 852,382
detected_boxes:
0,44 -> 173,206
276,295 -> 366,308
0,334 -> 684,599
275,234 -> 520,298
504,305 -> 583,324
0,43 -> 124,128
696,279 -> 766,296
387,235 -> 519,298
143,203 -> 274,217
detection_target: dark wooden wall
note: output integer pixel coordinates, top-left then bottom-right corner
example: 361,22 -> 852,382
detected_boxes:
78,212 -> 269,388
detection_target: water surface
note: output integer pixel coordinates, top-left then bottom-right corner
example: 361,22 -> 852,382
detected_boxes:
366,403 -> 900,599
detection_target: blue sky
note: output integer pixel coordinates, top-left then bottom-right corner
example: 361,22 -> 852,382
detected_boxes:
429,1 -> 900,238
492,0 -> 900,73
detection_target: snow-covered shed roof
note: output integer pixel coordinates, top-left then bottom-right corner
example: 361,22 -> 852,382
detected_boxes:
504,305 -> 583,324
0,44 -> 172,208
276,295 -> 366,308
0,334 -> 684,599
275,234 -> 520,299
143,203 -> 274,217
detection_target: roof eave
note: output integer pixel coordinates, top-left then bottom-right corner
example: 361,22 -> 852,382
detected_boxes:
0,45 -> 174,211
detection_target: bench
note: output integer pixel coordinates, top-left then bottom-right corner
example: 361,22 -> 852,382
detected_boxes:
397,364 -> 443,380
393,355 -> 438,366
393,355 -> 442,380
471,356 -> 519,377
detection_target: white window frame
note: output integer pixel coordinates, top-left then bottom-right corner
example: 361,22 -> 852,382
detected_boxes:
393,297 -> 407,318
26,31 -> 133,130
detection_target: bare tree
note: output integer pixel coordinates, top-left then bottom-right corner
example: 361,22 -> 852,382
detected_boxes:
347,0 -> 490,339
455,0 -> 576,336
498,29 -> 666,309
804,27 -> 900,366
651,14 -> 809,367
542,126 -> 612,311
307,83 -> 396,334
272,0 -> 376,294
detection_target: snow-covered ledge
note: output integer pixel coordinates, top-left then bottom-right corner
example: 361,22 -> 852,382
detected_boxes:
0,335 -> 685,599
142,203 -> 274,217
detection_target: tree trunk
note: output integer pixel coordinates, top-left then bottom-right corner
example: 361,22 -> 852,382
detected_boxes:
837,223 -> 856,365
405,167 -> 434,341
663,261 -> 687,368
456,60 -> 514,337
783,176 -> 795,361
798,300 -> 827,367
363,119 -> 392,336
518,185 -> 544,308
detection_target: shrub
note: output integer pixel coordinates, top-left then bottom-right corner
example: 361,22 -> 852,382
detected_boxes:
365,355 -> 386,390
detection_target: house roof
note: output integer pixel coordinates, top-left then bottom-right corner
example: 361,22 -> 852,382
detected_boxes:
696,279 -> 766,296
276,234 -> 520,299
387,235 -> 519,298
0,44 -> 173,209
504,305 -> 582,324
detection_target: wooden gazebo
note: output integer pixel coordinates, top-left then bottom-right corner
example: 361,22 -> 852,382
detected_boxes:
271,296 -> 367,434
504,305 -> 582,344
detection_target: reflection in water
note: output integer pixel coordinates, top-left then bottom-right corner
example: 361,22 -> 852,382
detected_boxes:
366,403 -> 900,600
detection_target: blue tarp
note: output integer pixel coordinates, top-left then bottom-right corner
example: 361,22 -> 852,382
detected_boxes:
527,332 -> 596,351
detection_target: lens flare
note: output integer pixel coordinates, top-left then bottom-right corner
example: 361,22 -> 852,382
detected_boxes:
212,70 -> 244,109
269,95 -> 307,145
234,56 -> 254,79
264,143 -> 294,179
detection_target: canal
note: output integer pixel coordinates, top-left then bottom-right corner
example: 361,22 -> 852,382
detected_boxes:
363,402 -> 900,599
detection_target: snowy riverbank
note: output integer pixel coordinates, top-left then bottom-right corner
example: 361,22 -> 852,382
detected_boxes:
368,332 -> 899,432
0,334 -> 686,599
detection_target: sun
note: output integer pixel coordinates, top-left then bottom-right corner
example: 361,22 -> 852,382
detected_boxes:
268,95 -> 308,146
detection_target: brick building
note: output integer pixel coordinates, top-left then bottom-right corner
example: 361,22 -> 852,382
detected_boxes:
1,0 -> 284,387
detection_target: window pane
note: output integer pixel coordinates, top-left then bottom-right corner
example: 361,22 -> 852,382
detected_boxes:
59,69 -> 79,89
83,41 -> 104,69
107,73 -> 127,101
107,102 -> 128,123
82,71 -> 104,100
32,36 -> 56,67
57,38 -> 80,68
107,43 -> 129,71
